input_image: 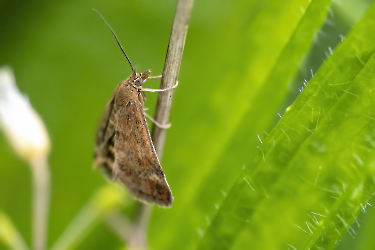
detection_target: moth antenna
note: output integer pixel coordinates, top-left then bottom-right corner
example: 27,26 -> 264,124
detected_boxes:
93,9 -> 135,73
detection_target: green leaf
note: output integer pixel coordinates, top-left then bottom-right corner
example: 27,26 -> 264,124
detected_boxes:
0,0 -> 373,249
0,211 -> 29,250
51,184 -> 125,250
152,0 -> 332,249
197,2 -> 375,249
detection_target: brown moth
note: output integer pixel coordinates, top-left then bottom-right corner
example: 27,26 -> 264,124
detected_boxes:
93,10 -> 174,207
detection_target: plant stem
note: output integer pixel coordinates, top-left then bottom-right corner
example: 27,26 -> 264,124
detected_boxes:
105,208 -> 150,250
132,0 -> 194,246
151,0 -> 194,159
30,156 -> 50,250
51,184 -> 124,250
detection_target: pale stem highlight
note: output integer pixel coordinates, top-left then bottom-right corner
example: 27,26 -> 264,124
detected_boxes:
30,156 -> 50,250
0,67 -> 51,250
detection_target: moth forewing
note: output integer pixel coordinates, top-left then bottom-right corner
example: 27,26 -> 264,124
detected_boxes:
94,72 -> 173,207
93,11 -> 172,207
94,96 -> 116,177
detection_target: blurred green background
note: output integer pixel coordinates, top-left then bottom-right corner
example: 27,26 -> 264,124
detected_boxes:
0,0 -> 374,249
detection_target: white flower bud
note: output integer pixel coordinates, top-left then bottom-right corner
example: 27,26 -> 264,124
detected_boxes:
0,67 -> 50,161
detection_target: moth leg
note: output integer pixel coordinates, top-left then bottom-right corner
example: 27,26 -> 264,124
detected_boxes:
144,112 -> 171,129
141,74 -> 162,84
112,161 -> 119,180
148,74 -> 162,79
141,81 -> 178,92
144,107 -> 149,111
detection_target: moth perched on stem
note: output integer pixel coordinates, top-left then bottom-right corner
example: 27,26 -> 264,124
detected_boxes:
93,10 -> 175,207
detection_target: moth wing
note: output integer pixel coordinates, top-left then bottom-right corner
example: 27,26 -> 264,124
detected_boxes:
96,96 -> 115,144
113,100 -> 173,207
93,96 -> 116,176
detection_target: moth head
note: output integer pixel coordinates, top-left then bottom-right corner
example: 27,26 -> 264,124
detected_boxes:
131,69 -> 151,88
140,70 -> 151,81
